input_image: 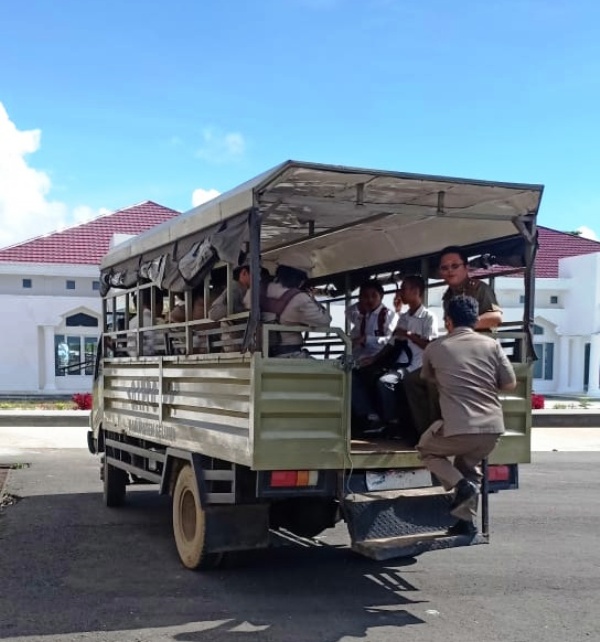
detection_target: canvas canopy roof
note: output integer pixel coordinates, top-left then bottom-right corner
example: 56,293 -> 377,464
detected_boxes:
100,161 -> 544,292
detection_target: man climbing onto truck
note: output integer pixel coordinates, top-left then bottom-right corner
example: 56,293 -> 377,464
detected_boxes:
417,295 -> 517,536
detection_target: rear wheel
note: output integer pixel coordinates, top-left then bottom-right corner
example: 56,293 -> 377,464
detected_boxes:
172,463 -> 223,570
103,455 -> 127,507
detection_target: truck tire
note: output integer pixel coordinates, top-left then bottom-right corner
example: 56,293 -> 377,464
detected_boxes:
172,463 -> 222,570
103,456 -> 127,507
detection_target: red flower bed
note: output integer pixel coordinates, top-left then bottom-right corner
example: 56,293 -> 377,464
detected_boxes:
531,393 -> 545,410
72,392 -> 93,410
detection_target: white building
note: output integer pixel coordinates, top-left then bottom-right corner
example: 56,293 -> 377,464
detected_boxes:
2,212 -> 599,397
0,201 -> 179,396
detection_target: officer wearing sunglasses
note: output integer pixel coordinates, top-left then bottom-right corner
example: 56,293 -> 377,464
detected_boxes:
438,246 -> 502,330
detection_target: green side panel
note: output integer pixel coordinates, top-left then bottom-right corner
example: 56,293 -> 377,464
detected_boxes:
492,362 -> 532,464
101,356 -> 254,466
252,356 -> 351,470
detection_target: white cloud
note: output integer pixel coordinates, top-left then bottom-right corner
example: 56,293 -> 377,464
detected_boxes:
577,226 -> 598,241
192,188 -> 221,207
72,205 -> 111,224
0,103 -> 106,248
196,128 -> 246,164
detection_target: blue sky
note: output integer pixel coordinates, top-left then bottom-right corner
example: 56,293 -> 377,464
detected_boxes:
1,0 -> 599,246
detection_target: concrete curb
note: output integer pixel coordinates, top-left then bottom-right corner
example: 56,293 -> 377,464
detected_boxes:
0,410 -> 598,428
532,410 -> 600,428
0,411 -> 89,427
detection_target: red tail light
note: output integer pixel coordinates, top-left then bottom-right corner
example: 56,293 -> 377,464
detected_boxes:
488,465 -> 510,482
270,471 -> 318,487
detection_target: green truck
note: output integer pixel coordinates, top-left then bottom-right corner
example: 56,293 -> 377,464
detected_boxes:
88,161 -> 543,569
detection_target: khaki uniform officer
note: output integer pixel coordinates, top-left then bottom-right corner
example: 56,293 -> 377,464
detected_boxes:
404,246 -> 504,435
417,295 -> 516,536
438,245 -> 502,330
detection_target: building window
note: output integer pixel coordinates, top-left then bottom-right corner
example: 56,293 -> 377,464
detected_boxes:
533,342 -> 554,380
54,312 -> 100,376
533,324 -> 544,335
550,295 -> 559,304
66,280 -> 76,290
519,295 -> 525,304
55,335 -> 98,376
92,280 -> 100,291
22,278 -> 32,289
66,313 -> 98,327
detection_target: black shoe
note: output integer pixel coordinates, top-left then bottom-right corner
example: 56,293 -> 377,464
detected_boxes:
447,519 -> 478,537
450,479 -> 479,520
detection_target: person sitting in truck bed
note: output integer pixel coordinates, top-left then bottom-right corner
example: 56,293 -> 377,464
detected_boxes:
208,262 -> 251,321
127,286 -> 166,357
374,275 -> 438,440
346,279 -> 395,363
347,279 -> 395,434
169,289 -> 207,324
260,252 -> 332,357
208,260 -> 252,352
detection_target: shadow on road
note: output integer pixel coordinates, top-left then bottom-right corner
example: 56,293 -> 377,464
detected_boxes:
0,488 -> 428,641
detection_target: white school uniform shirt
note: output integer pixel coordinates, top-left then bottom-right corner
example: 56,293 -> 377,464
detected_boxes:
394,304 -> 438,372
347,303 -> 395,359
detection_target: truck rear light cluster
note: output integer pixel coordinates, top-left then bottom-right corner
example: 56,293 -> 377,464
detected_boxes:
488,465 -> 510,482
270,470 -> 319,487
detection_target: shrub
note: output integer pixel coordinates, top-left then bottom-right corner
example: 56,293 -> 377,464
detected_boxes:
531,393 -> 545,410
72,393 -> 93,410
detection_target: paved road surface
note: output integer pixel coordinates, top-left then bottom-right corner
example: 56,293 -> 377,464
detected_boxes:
0,444 -> 598,642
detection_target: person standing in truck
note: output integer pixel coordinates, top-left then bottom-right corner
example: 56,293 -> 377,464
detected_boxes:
416,295 -> 517,536
438,245 -> 503,330
403,246 -> 504,435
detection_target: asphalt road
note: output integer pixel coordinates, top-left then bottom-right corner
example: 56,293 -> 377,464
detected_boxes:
0,449 -> 599,642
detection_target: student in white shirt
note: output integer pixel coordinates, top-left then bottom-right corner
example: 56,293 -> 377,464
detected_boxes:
348,279 -> 395,433
376,275 -> 438,437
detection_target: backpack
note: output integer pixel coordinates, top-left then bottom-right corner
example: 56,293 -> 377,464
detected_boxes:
358,305 -> 390,338
259,284 -> 303,355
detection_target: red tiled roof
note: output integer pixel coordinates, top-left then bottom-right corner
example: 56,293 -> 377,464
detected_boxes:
0,201 -> 180,265
535,226 -> 600,278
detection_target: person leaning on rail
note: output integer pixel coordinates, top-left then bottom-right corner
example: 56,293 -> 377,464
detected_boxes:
438,245 -> 503,330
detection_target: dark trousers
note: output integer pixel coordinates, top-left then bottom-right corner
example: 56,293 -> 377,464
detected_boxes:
401,368 -> 441,435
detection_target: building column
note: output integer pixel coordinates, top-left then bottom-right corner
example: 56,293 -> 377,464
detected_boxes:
587,334 -> 600,397
570,337 -> 585,394
42,325 -> 57,392
557,336 -> 570,393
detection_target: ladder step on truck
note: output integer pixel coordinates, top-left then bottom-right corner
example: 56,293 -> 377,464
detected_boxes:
342,485 -> 488,561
